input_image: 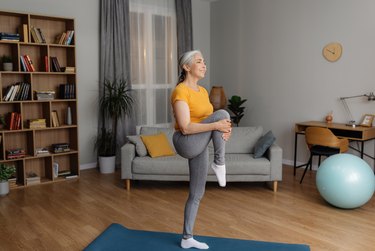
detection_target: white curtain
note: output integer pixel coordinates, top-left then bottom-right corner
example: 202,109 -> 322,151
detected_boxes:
129,0 -> 177,127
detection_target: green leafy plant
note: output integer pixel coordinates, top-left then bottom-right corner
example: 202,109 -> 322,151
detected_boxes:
96,79 -> 134,156
0,164 -> 16,181
228,95 -> 247,127
1,55 -> 12,63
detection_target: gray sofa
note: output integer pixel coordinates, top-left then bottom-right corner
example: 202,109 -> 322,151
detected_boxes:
121,126 -> 282,192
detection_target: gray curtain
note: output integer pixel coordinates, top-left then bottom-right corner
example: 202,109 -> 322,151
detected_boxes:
99,0 -> 135,159
175,0 -> 193,57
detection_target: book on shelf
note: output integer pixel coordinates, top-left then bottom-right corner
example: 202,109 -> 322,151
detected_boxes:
20,55 -> 35,72
50,56 -> 61,72
6,112 -> 22,130
65,174 -> 78,179
58,170 -> 71,176
59,83 -> 76,99
51,110 -> 60,127
30,26 -> 46,43
3,82 -> 31,101
18,24 -> 28,43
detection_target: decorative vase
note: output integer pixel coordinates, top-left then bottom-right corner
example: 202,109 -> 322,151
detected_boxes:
209,86 -> 227,111
3,62 -> 13,71
0,180 -> 9,196
99,156 -> 116,174
66,106 -> 72,125
325,111 -> 333,123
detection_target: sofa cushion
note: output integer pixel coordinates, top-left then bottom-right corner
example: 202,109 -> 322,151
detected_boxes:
133,155 -> 188,175
127,135 -> 148,157
221,126 -> 263,154
253,130 -> 276,158
140,132 -> 175,158
140,127 -> 176,152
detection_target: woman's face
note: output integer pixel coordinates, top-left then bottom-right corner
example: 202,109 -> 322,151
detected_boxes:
185,53 -> 206,80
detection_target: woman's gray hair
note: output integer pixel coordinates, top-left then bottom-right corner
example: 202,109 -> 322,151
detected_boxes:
177,50 -> 202,85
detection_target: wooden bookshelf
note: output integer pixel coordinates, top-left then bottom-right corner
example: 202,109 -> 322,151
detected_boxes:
0,10 -> 79,188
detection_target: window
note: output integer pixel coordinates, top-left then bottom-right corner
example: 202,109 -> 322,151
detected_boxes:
129,0 -> 177,127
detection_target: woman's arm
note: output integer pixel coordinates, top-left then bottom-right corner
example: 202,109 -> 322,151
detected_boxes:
173,100 -> 231,135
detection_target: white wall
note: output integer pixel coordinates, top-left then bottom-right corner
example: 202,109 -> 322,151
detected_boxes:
192,0 -> 211,89
211,0 -> 375,168
1,0 -> 100,168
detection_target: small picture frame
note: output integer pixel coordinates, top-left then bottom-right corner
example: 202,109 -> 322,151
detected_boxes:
360,114 -> 374,127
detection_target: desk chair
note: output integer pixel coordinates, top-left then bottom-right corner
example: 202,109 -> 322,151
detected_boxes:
300,127 -> 349,184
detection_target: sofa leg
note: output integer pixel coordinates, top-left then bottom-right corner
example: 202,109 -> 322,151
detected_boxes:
273,181 -> 278,192
125,179 -> 130,191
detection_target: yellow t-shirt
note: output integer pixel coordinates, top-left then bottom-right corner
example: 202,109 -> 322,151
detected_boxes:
171,84 -> 213,130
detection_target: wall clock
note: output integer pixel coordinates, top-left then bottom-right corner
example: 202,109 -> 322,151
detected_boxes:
322,42 -> 343,62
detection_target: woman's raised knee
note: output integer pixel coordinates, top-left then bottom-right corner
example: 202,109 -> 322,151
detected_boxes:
214,109 -> 230,120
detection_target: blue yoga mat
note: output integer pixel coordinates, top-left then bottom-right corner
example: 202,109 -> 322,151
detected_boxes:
84,223 -> 310,251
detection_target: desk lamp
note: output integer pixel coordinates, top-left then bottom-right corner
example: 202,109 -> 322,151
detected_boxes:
340,92 -> 375,126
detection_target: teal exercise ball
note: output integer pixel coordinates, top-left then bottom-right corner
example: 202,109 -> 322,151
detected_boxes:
316,154 -> 375,209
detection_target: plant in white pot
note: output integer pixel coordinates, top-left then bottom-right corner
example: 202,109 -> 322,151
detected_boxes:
1,55 -> 13,71
0,164 -> 16,196
95,79 -> 134,174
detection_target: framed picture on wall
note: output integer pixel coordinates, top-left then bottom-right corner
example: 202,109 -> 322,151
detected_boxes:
360,114 -> 374,127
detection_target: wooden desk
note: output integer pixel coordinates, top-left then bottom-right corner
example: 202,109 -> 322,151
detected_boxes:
294,121 -> 375,172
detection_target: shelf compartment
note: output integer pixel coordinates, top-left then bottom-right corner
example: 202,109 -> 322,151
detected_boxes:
51,101 -> 76,126
1,73 -> 31,101
31,74 -> 74,100
0,43 -> 19,71
24,156 -> 53,184
19,44 -> 48,72
34,127 -> 78,152
5,159 -> 25,188
30,15 -> 74,45
3,131 -> 33,159
22,102 -> 50,128
0,11 -> 28,35
53,152 -> 79,180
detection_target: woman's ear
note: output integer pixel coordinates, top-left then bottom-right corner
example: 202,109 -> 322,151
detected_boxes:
183,64 -> 190,72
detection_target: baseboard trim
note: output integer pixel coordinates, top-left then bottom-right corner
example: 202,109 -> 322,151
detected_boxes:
80,162 -> 97,170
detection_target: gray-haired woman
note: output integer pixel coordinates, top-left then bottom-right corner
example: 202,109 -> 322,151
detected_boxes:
171,50 -> 232,249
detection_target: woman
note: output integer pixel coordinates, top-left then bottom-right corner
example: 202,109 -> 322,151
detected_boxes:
171,50 -> 232,249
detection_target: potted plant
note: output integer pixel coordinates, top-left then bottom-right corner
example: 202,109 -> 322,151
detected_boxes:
228,95 -> 247,127
0,164 -> 16,196
96,79 -> 134,173
1,55 -> 13,71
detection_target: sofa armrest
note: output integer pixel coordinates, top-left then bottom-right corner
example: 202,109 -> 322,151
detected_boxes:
266,143 -> 283,181
121,143 -> 136,180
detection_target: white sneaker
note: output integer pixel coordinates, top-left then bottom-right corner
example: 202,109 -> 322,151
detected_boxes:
181,238 -> 209,249
211,162 -> 226,187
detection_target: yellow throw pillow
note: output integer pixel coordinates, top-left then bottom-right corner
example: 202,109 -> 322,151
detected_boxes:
140,132 -> 175,158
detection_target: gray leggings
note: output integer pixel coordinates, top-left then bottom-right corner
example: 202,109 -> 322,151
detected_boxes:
172,109 -> 230,239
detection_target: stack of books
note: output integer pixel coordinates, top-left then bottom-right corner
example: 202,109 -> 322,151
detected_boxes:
0,32 -> 20,41
35,90 -> 55,100
52,143 -> 70,153
28,119 -> 46,129
6,148 -> 26,159
35,147 -> 49,156
26,176 -> 41,186
57,170 -> 78,179
8,177 -> 19,189
61,66 -> 75,73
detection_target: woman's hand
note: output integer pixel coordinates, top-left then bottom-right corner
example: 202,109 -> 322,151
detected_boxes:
215,119 -> 232,133
222,130 -> 232,141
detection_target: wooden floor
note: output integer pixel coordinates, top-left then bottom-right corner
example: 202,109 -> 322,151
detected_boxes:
0,165 -> 374,251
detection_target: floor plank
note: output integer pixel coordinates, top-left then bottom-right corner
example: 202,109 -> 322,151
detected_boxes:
0,165 -> 374,251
